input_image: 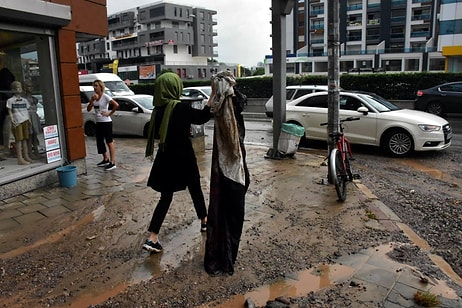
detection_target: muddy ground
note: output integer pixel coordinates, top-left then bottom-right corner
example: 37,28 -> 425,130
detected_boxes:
1,137 -> 461,307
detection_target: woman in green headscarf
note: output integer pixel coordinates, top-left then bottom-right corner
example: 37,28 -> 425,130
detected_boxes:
143,72 -> 213,253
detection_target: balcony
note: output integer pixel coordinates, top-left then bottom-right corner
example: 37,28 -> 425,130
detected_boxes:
348,21 -> 362,27
310,38 -> 324,44
347,35 -> 362,42
367,19 -> 380,25
310,8 -> 324,15
411,14 -> 431,21
310,24 -> 325,30
347,3 -> 362,11
411,31 -> 429,38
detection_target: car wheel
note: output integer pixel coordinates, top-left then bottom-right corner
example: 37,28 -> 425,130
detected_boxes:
425,102 -> 444,116
84,121 -> 96,137
382,129 -> 413,157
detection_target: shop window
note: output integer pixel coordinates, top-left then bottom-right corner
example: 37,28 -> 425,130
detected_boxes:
0,28 -> 61,184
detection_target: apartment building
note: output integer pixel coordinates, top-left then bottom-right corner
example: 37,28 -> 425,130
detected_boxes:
77,2 -> 232,83
265,0 -> 462,75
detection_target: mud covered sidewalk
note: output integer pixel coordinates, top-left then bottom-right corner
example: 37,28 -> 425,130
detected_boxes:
0,136 -> 461,307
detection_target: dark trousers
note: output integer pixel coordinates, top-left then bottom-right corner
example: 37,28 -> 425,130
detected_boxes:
148,176 -> 207,234
95,122 -> 113,154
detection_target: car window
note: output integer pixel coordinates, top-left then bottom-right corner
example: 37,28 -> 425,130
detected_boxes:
296,95 -> 327,108
359,93 -> 398,112
133,96 -> 154,110
293,89 -> 314,99
340,96 -> 362,110
286,89 -> 296,100
440,83 -> 462,92
116,99 -> 136,112
81,91 -> 91,105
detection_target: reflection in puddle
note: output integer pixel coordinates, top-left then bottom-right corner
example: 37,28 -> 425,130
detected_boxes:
203,243 -> 460,307
397,222 -> 462,287
209,264 -> 355,307
402,159 -> 462,188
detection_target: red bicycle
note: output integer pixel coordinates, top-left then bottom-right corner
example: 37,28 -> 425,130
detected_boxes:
321,117 -> 360,202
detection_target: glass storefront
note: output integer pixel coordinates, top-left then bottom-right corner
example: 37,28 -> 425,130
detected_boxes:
0,26 -> 64,185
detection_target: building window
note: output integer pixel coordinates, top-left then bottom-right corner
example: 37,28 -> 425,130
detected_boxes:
173,45 -> 178,53
150,7 -> 165,18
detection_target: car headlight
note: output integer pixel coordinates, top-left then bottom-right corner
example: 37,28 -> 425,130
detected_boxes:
418,124 -> 441,132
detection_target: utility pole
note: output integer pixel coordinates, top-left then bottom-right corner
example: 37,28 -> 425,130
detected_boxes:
327,0 -> 340,182
266,0 -> 294,159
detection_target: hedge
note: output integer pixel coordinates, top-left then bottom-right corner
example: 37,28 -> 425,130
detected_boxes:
129,72 -> 462,100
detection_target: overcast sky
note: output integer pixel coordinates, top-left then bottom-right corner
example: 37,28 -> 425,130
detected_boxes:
107,0 -> 272,67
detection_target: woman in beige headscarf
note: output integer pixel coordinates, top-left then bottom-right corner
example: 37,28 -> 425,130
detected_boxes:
204,71 -> 250,275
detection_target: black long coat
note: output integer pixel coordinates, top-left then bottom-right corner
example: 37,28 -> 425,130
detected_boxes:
147,102 -> 211,192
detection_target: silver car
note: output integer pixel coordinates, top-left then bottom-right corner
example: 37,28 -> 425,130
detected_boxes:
82,94 -> 154,138
286,91 -> 452,157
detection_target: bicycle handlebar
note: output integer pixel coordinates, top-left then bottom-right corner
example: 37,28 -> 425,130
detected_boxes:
320,117 -> 360,126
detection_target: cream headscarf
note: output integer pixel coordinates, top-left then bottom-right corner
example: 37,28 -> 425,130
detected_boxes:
211,71 -> 246,186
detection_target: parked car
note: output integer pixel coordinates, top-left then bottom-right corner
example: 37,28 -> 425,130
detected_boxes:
414,81 -> 462,116
82,94 -> 154,138
182,86 -> 211,100
285,91 -> 452,157
265,85 -> 329,118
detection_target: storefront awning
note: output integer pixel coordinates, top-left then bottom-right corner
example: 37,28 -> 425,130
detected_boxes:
0,0 -> 71,27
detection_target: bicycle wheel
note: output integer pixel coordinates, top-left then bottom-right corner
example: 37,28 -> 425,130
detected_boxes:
329,148 -> 348,202
344,141 -> 353,181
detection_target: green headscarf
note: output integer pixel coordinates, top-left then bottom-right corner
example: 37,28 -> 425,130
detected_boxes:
145,72 -> 183,158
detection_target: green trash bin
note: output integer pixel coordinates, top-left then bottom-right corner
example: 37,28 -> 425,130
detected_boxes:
278,123 -> 305,155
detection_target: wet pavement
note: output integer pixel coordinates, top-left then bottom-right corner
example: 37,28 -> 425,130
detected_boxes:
1,130 -> 461,307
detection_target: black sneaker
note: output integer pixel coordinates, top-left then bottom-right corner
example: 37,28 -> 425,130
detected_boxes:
142,240 -> 163,253
97,159 -> 109,167
105,163 -> 116,171
200,223 -> 207,232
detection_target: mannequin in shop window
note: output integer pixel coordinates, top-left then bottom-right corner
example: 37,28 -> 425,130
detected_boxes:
6,81 -> 33,165
23,81 -> 41,158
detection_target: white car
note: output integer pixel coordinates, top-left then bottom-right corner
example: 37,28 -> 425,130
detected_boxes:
83,94 -> 154,138
182,86 -> 211,100
182,86 -> 212,106
265,85 -> 329,118
285,91 -> 452,157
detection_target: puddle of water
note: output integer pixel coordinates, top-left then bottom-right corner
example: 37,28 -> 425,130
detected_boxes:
397,222 -> 462,288
201,243 -> 461,307
130,222 -> 205,284
402,159 -> 461,187
66,283 -> 128,308
204,263 -> 355,307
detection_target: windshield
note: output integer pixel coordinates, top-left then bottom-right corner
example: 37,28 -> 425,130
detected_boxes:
133,96 -> 154,110
105,81 -> 132,93
358,93 -> 400,112
200,87 -> 212,97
